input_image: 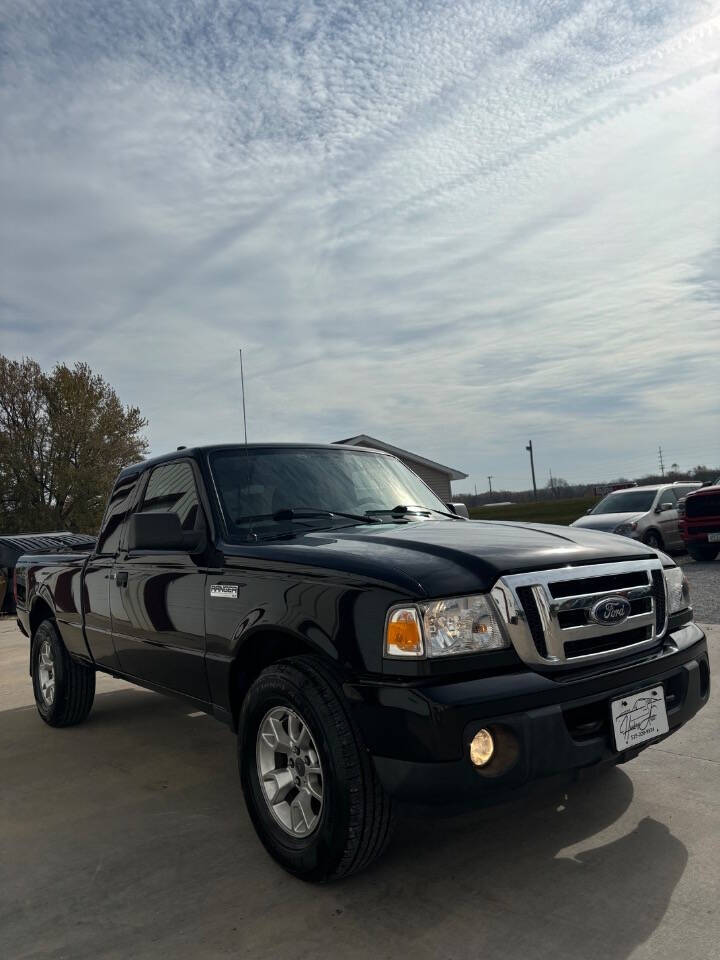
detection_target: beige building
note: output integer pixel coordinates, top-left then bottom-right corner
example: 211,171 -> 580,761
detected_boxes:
334,434 -> 468,502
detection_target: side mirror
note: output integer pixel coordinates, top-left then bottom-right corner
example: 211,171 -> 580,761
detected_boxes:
127,512 -> 202,552
586,508 -> 593,514
656,502 -> 674,513
446,502 -> 470,519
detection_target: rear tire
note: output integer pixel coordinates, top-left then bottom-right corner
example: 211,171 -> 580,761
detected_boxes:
31,619 -> 95,727
687,543 -> 719,562
239,655 -> 395,881
643,530 -> 663,551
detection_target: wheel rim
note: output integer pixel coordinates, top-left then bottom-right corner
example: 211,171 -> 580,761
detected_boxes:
256,706 -> 324,838
37,639 -> 56,707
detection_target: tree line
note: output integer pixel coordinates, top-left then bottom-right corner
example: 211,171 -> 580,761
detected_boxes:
0,355 -> 148,535
458,465 -> 720,508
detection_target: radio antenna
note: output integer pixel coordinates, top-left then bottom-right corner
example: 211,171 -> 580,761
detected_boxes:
239,348 -> 249,447
239,349 -> 257,542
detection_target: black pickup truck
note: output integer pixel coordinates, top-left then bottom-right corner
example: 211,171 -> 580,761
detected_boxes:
15,443 -> 710,880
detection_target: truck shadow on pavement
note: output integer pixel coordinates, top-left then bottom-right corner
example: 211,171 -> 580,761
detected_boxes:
1,688 -> 689,960
371,774 -> 688,960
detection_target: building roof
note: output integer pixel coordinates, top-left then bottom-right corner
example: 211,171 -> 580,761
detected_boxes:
334,435 -> 468,481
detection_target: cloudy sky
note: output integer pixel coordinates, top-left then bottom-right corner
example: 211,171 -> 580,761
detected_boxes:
2,0 -> 719,492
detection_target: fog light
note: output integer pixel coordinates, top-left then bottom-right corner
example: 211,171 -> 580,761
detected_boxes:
469,728 -> 495,767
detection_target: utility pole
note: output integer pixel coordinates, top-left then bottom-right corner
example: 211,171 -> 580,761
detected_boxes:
549,468 -> 555,497
526,440 -> 538,500
658,446 -> 665,477
487,475 -> 494,494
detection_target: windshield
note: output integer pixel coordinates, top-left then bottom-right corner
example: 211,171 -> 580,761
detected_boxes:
210,447 -> 449,539
591,490 -> 657,515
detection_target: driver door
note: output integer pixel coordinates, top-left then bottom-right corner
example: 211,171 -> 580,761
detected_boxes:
109,459 -> 211,702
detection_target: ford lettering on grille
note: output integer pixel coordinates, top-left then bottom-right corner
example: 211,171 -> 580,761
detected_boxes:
589,596 -> 632,625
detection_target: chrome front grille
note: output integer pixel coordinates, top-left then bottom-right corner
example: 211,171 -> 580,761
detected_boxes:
491,559 -> 668,670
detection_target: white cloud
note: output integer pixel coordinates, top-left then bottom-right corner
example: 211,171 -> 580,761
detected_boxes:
1,0 -> 719,490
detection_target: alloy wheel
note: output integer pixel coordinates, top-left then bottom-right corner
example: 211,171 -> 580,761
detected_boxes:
37,639 -> 56,706
256,706 -> 324,837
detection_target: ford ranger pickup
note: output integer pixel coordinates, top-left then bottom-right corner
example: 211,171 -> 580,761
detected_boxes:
14,444 -> 711,880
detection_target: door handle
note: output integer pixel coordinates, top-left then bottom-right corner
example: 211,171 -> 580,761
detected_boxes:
115,570 -> 128,588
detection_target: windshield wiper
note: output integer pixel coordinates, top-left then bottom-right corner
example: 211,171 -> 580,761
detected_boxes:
235,508 -> 383,527
273,507 -> 383,525
233,507 -> 384,542
365,504 -> 462,520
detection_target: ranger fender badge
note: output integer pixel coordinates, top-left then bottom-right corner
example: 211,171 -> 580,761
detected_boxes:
210,584 -> 239,599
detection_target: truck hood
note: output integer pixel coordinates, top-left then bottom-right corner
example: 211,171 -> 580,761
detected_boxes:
571,512 -> 645,533
229,519 -> 659,597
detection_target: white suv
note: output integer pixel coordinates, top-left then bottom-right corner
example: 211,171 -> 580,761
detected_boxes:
571,482 -> 702,552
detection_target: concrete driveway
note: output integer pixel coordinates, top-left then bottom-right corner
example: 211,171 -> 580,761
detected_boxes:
1,617 -> 718,960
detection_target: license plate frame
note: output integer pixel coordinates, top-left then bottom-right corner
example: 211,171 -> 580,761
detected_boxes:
610,685 -> 669,752
708,532 -> 720,543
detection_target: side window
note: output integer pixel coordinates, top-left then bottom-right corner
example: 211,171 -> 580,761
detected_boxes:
97,474 -> 140,555
661,489 -> 677,507
139,461 -> 204,531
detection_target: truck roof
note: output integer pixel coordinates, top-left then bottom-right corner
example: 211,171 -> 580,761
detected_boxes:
118,442 -> 392,480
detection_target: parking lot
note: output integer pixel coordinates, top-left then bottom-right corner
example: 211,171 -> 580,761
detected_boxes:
1,560 -> 718,960
677,557 -> 720,624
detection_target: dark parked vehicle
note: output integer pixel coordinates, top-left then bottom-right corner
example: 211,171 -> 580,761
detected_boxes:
679,479 -> 720,560
15,444 -> 710,880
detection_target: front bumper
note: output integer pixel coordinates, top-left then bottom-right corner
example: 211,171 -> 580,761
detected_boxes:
347,624 -> 710,804
681,526 -> 720,544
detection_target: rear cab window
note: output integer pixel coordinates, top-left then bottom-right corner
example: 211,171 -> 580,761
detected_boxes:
97,473 -> 141,555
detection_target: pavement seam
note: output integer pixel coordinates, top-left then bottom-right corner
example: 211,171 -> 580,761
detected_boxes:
650,747 -> 719,764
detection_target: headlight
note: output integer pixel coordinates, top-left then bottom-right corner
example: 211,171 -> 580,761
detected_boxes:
614,521 -> 638,536
385,594 -> 509,658
664,567 -> 690,614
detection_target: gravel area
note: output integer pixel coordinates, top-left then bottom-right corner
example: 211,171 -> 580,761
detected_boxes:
677,557 -> 720,624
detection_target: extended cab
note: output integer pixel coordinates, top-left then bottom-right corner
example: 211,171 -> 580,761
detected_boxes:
679,479 -> 720,560
15,444 -> 711,880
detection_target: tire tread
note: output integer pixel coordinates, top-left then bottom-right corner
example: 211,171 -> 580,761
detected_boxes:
243,655 -> 395,880
33,619 -> 95,727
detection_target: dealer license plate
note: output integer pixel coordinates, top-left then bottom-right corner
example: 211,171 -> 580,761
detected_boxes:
611,686 -> 669,751
708,533 -> 720,542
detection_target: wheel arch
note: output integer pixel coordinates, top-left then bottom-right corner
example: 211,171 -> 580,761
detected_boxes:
228,627 -> 336,731
28,598 -> 56,675
29,596 -> 55,637
643,526 -> 664,546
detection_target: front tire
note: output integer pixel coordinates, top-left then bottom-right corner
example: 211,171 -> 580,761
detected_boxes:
687,543 -> 719,562
31,619 -> 95,726
643,530 -> 663,551
239,656 -> 395,881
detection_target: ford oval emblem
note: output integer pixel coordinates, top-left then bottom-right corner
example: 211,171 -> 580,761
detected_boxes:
590,595 -> 632,625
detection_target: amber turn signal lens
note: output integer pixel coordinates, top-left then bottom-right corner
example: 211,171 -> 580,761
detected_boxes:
386,608 -> 424,657
469,728 -> 495,767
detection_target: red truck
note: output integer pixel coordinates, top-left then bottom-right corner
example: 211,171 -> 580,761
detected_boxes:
679,480 -> 720,561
